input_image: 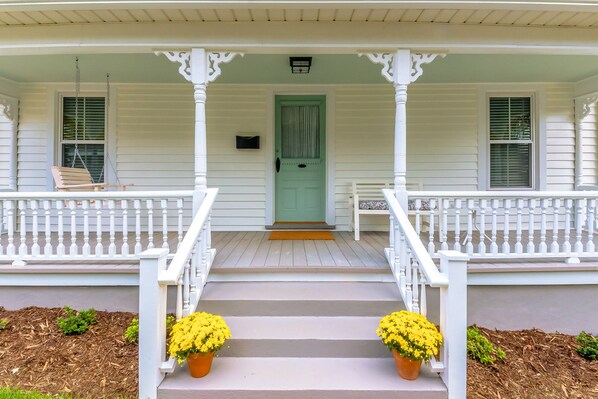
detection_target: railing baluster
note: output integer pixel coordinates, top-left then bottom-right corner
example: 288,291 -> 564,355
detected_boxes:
43,200 -> 52,255
177,199 -> 184,249
539,199 -> 548,255
399,229 -> 407,295
575,199 -> 585,254
515,199 -> 523,254
441,199 -> 449,251
411,258 -> 420,314
31,200 -> 40,256
135,199 -> 142,255
68,200 -> 78,256
466,199 -> 474,256
82,200 -> 91,256
564,199 -> 572,254
428,199 -> 436,255
490,199 -> 499,254
161,199 -> 169,249
405,246 -> 413,311
121,200 -> 129,256
183,259 -> 191,316
56,200 -> 65,256
419,270 -> 427,317
527,199 -> 536,254
18,200 -> 27,256
201,223 -> 209,280
95,200 -> 103,256
147,200 -> 154,249
415,199 -> 421,236
6,200 -> 15,256
587,199 -> 596,253
551,199 -> 560,254
502,199 -> 511,255
478,199 -> 486,255
108,200 -> 116,257
453,199 -> 462,251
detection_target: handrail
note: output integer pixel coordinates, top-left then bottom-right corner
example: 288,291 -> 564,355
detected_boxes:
159,188 -> 218,285
0,190 -> 194,200
409,190 -> 598,199
383,189 -> 447,287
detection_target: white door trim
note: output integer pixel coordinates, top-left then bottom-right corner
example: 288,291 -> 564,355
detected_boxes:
265,85 -> 336,227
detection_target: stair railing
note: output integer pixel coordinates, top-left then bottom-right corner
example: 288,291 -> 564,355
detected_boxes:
383,189 -> 468,399
138,188 -> 218,399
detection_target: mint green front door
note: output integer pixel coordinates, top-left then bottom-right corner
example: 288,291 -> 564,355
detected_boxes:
275,95 -> 326,222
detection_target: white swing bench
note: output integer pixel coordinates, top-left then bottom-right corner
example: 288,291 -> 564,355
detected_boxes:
52,166 -> 129,192
349,181 -> 437,240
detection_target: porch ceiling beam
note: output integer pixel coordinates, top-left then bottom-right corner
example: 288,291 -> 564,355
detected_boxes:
0,22 -> 597,56
0,0 -> 597,12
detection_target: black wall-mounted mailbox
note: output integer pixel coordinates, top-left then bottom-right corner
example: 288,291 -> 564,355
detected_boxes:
236,135 -> 260,149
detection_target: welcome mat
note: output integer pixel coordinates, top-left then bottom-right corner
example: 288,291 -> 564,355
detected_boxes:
268,231 -> 335,240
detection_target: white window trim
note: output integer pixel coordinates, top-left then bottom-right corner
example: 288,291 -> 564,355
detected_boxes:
478,85 -> 546,191
47,84 -> 117,191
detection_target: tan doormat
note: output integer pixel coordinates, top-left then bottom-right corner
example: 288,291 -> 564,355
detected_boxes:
268,231 -> 335,240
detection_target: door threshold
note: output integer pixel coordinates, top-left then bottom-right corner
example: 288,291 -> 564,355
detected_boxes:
266,223 -> 335,230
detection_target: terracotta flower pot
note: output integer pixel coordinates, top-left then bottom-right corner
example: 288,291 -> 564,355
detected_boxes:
187,352 -> 215,378
392,350 -> 422,380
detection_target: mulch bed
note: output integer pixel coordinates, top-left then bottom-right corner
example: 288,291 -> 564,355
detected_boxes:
0,307 -> 597,399
468,327 -> 598,399
0,307 -> 137,399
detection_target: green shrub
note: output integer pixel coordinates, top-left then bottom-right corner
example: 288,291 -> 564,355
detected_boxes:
124,314 -> 176,344
576,331 -> 598,360
56,306 -> 97,335
124,318 -> 139,344
0,318 -> 8,330
467,327 -> 505,365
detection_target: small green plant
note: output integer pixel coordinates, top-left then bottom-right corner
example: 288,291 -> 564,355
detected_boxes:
124,318 -> 139,344
576,331 -> 598,360
124,314 -> 176,344
467,327 -> 505,365
56,306 -> 97,335
0,318 -> 8,330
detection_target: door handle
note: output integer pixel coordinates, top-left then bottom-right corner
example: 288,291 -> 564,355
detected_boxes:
276,157 -> 281,173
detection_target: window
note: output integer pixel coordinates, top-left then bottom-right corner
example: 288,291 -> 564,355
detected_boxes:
60,96 -> 106,183
489,96 -> 533,189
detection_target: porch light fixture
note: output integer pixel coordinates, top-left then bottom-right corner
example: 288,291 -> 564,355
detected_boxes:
290,57 -> 312,74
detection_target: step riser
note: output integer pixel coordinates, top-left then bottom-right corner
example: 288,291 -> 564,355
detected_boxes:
159,390 -> 446,399
219,339 -> 390,358
200,300 -> 404,317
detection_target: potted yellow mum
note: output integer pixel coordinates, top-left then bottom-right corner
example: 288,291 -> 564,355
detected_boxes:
168,312 -> 232,378
376,310 -> 443,380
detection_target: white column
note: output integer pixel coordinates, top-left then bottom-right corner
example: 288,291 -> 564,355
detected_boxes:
156,49 -> 242,214
0,96 -> 18,191
574,95 -> 598,188
362,50 -> 445,210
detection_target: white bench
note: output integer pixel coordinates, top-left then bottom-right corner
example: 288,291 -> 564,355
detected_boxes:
350,182 -> 435,241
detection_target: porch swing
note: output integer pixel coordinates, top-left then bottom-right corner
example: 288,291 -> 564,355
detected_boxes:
52,58 -> 129,192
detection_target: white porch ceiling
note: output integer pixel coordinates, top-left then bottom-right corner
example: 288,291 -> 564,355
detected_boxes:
0,7 -> 597,27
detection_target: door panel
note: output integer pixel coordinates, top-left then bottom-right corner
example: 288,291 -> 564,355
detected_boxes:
275,96 -> 326,222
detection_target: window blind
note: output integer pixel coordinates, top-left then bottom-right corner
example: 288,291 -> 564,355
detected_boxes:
489,97 -> 532,188
61,97 -> 106,183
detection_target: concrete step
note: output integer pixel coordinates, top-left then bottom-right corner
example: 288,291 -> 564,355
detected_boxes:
219,316 -> 389,358
158,357 -> 447,399
199,282 -> 403,316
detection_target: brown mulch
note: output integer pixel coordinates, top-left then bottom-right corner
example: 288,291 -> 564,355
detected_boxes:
1,307 -> 597,399
468,327 -> 598,399
0,306 -> 137,399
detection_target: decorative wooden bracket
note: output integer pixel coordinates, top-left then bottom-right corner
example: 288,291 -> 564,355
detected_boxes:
360,50 -> 446,85
155,49 -> 243,84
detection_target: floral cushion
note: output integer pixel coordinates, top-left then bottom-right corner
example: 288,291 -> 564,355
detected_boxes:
358,200 -> 433,211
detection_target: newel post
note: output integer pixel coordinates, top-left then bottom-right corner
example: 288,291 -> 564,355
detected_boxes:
138,248 -> 169,399
361,50 -> 445,210
0,96 -> 18,191
155,49 -> 242,215
438,250 -> 469,399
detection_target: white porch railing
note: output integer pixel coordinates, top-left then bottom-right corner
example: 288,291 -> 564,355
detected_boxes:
409,191 -> 598,261
0,191 -> 193,263
383,189 -> 467,399
138,188 -> 218,399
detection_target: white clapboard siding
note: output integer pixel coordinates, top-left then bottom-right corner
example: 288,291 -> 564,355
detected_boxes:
581,101 -> 597,186
17,84 -> 49,192
0,117 -> 11,189
545,84 -> 576,191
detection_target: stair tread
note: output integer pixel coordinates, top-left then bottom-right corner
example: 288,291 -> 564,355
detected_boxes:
159,357 -> 446,393
201,282 -> 400,301
225,316 -> 381,340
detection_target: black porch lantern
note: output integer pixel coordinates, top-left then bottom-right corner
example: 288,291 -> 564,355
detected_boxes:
289,57 -> 312,74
